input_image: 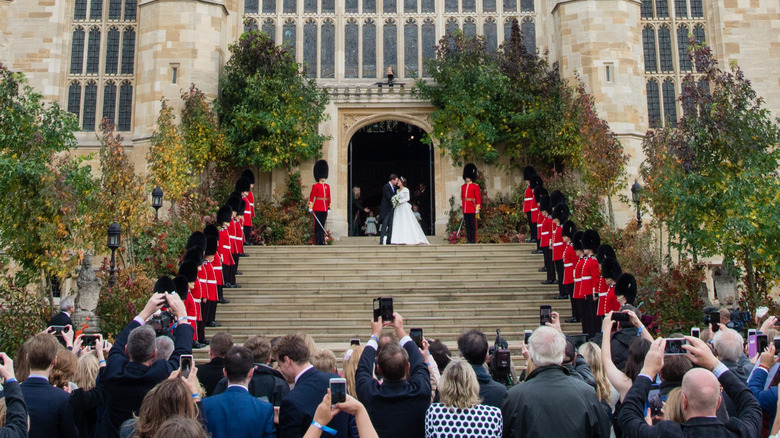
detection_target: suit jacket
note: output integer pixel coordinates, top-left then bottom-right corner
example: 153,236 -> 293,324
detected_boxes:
472,364 -> 507,408
94,319 -> 194,437
213,363 -> 290,406
203,386 -> 276,438
0,380 -> 28,438
279,367 -> 354,438
49,311 -> 73,328
20,376 -> 79,438
618,370 -> 762,438
356,338 -> 432,438
379,181 -> 396,221
197,357 -> 226,397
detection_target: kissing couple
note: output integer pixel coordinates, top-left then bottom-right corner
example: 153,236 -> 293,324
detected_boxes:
378,174 -> 429,246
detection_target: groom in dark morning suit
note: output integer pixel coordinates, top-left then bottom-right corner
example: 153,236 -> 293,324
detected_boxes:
379,174 -> 399,245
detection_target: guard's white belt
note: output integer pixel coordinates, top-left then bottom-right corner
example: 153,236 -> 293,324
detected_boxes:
582,276 -> 592,280
564,263 -> 573,267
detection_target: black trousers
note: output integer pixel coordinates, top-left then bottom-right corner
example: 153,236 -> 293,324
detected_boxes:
202,300 -> 216,325
231,254 -> 240,284
197,315 -> 206,342
543,247 -> 555,282
581,296 -> 598,337
217,284 -> 225,301
464,213 -> 476,243
379,212 -> 393,244
533,221 -> 540,250
243,225 -> 252,244
567,283 -> 578,320
555,259 -> 565,296
314,211 -> 328,245
526,212 -> 533,237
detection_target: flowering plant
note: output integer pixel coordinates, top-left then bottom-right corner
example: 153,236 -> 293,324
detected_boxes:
391,194 -> 400,208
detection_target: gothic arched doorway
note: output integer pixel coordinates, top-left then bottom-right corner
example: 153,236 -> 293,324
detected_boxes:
348,120 -> 434,236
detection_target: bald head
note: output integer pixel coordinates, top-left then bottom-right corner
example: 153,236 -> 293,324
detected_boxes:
681,368 -> 721,419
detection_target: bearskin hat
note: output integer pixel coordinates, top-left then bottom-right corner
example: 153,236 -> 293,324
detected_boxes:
572,231 -> 584,251
178,260 -> 198,283
173,275 -> 190,300
523,166 -> 536,181
204,224 -> 219,240
600,257 -> 622,282
314,159 -> 329,180
615,273 -> 637,305
533,186 -> 548,204
235,177 -> 251,194
226,193 -> 242,214
550,190 -> 567,208
205,236 -> 218,256
216,206 -> 233,225
539,195 -> 552,215
562,220 -> 577,239
183,247 -> 203,266
153,276 -> 176,294
552,202 -> 570,223
241,169 -> 255,185
186,231 -> 206,251
463,163 -> 477,181
238,198 -> 246,215
596,244 -> 617,264
529,174 -> 543,190
582,229 -> 601,252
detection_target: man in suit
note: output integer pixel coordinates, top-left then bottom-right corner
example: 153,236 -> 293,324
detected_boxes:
275,334 -> 355,438
48,295 -> 74,327
618,336 -> 762,438
197,331 -> 234,397
0,352 -> 27,437
20,333 -> 79,438
94,291 -> 193,437
457,330 -> 506,408
356,312 -> 431,438
379,173 -> 399,245
202,346 -> 276,438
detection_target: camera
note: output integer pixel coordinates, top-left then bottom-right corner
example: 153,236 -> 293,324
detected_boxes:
489,328 -> 513,388
703,307 -> 720,332
726,308 -> 751,332
150,310 -> 175,336
664,338 -> 689,355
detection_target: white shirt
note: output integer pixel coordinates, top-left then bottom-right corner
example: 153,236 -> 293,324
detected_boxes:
295,364 -> 314,384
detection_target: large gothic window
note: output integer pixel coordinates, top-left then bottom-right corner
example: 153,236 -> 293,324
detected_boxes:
263,19 -> 275,42
75,0 -> 87,20
124,0 -> 136,20
90,0 -> 102,20
483,0 -> 495,12
345,20 -> 359,78
646,80 -> 661,128
321,20 -> 335,78
263,0 -> 276,14
109,0 -> 122,19
421,19 -> 435,77
384,19 -> 397,73
445,0 -> 457,13
283,20 -> 296,56
121,28 -> 135,74
105,27 -> 120,74
655,0 -> 668,18
520,0 -> 533,12
68,82 -> 81,120
86,28 -> 101,74
405,0 -> 416,13
421,0 -> 434,13
245,0 -> 259,13
384,0 -> 396,13
446,17 -> 458,35
462,0 -> 475,13
521,18 -> 535,53
642,26 -> 657,73
71,27 -> 85,74
322,0 -> 334,13
641,0 -> 653,19
677,25 -> 691,71
690,0 -> 703,17
503,0 -> 516,13
674,0 -> 687,18
82,81 -> 98,131
346,0 -> 358,13
658,25 -> 672,72
103,82 -> 117,124
363,19 -> 376,77
404,19 -> 418,77
118,81 -> 132,131
463,18 -> 476,38
363,0 -> 376,13
304,20 -> 317,77
662,78 -> 677,127
692,23 -> 705,43
484,18 -> 497,51
284,0 -> 296,14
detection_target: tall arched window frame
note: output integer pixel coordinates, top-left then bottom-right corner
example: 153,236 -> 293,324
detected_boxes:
642,26 -> 657,73
521,18 -> 535,54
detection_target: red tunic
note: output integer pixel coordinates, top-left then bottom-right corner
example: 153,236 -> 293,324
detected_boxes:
573,256 -> 586,299
552,225 -> 564,261
211,252 -> 224,286
604,285 -> 621,314
234,218 -> 244,253
242,194 -> 252,226
247,190 -> 255,218
309,183 -> 331,212
461,182 -> 481,214
580,256 -> 600,299
540,216 -> 552,248
204,262 -> 218,301
531,198 -> 539,223
218,227 -> 234,266
184,293 -> 197,340
563,244 -> 576,285
194,267 -> 207,321
596,277 -> 610,316
229,220 -> 240,254
523,186 -> 534,213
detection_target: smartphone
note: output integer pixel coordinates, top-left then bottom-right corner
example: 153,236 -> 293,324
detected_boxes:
329,377 -> 347,406
748,329 -> 757,338
410,328 -> 423,349
664,338 -> 689,355
180,354 -> 193,379
773,337 -> 780,353
709,312 -> 720,332
690,327 -> 701,338
50,325 -> 69,334
612,312 -> 629,322
81,335 -> 99,348
756,334 -> 768,354
570,334 -> 589,349
350,339 -> 360,346
373,297 -> 394,322
524,329 -> 533,344
540,305 -> 552,326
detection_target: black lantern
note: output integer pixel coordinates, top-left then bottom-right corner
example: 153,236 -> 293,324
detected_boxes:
151,186 -> 164,221
631,180 -> 642,229
107,222 -> 121,286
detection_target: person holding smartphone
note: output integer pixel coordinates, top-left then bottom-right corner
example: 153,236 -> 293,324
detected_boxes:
0,352 -> 28,437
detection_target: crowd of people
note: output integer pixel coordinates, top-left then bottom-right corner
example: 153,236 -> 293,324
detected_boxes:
1,165 -> 779,437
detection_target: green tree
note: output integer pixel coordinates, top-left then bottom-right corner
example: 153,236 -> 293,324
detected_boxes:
640,43 -> 780,308
217,27 -> 330,172
0,64 -> 98,293
180,84 -> 228,175
415,31 -> 509,164
148,99 -> 195,206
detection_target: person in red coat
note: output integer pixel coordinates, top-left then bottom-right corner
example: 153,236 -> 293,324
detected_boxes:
538,195 -> 554,284
530,178 -> 544,254
308,160 -> 331,245
235,177 -> 252,252
226,194 -> 244,286
216,206 -> 235,294
241,169 -> 256,244
580,229 -> 601,338
595,244 -> 618,326
562,221 -> 579,323
461,163 -> 481,244
522,166 -> 537,242
183,244 -> 208,348
572,231 -> 587,331
203,236 -> 221,328
599,257 -> 623,316
551,202 -> 570,299
177,261 -> 203,348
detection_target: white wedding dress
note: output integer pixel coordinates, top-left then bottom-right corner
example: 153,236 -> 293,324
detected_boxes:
391,187 -> 430,245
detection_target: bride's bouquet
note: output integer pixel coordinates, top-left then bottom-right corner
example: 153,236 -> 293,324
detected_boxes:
391,193 -> 400,208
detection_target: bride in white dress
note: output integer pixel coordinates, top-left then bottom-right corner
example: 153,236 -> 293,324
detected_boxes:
391,177 -> 430,245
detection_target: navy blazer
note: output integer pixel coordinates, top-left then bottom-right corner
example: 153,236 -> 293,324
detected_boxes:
0,380 -> 28,438
197,357 -> 226,397
356,338 -> 431,438
279,367 -> 355,438
48,311 -> 73,328
203,386 -> 276,438
379,182 -> 396,221
20,376 -> 79,438
94,319 -> 194,437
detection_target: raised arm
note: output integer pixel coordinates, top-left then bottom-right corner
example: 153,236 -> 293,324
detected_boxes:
600,313 -> 633,400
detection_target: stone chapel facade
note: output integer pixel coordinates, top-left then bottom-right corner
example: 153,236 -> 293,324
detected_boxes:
1,0 -> 778,237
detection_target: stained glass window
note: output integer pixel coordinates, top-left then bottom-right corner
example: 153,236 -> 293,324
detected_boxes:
363,19 -> 376,77
520,0 -> 533,12
118,81 -> 132,131
346,0 -> 358,13
421,0 -> 434,12
463,0 -> 475,13
464,18 -> 476,38
662,78 -> 677,127
283,21 -> 296,57
483,0 -> 495,12
262,20 -> 275,42
68,82 -> 81,119
304,0 -> 316,13
71,28 -> 85,74
655,0 -> 668,18
246,0 -> 259,13
105,28 -> 120,74
641,0 -> 653,18
245,19 -> 259,33
345,20 -> 359,78
692,24 -> 705,43
322,0 -> 334,13
521,18 -> 535,53
690,0 -> 703,17
484,18 -> 497,51
677,25 -> 691,71
658,25 -> 672,72
504,18 -> 512,42
86,28 -> 101,74
82,81 -> 97,131
404,19 -> 418,78
445,0 -> 457,13
124,0 -> 136,20
121,28 -> 135,74
503,0 -> 516,13
304,20 -> 317,77
75,0 -> 87,20
383,19 -> 397,73
363,0 -> 375,13
642,26 -> 657,73
446,18 -> 458,35
284,0 -> 296,14
421,20 -> 435,77
646,80 -> 661,128
109,0 -> 122,20
384,0 -> 396,13
321,20 -> 335,78
674,0 -> 687,18
103,82 -> 117,124
263,0 -> 276,13
405,0 -> 416,13
90,0 -> 102,20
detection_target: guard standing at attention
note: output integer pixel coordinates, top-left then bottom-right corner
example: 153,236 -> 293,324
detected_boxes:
461,163 -> 481,244
308,160 -> 331,245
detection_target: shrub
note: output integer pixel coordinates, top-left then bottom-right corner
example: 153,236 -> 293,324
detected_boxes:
543,171 -> 606,232
640,259 -> 706,336
599,222 -> 659,295
95,263 -> 154,341
135,219 -> 192,278
0,267 -> 50,356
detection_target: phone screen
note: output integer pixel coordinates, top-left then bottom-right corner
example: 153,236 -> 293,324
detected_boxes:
524,330 -> 532,344
350,339 -> 360,346
180,355 -> 193,379
410,328 -> 423,348
611,312 -> 629,322
82,335 -> 98,348
540,305 -> 552,326
51,325 -> 68,334
710,312 -> 721,332
690,327 -> 700,338
664,338 -> 688,355
757,335 -> 768,354
330,378 -> 347,406
773,337 -> 780,353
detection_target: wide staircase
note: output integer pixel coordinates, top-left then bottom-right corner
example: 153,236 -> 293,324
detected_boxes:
196,238 -> 580,371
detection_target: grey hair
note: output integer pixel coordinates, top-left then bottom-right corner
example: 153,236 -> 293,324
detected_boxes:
156,336 -> 175,361
60,295 -> 75,311
528,326 -> 566,367
712,328 -> 744,362
127,325 -> 157,362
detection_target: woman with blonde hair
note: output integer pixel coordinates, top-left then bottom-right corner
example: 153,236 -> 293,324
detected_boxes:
50,347 -> 78,390
424,359 -> 502,437
73,353 -> 100,390
343,344 -> 365,396
579,342 -> 618,409
663,387 -> 685,424
120,377 -> 201,438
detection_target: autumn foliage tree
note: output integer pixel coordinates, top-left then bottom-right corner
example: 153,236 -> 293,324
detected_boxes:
180,85 -> 228,175
148,99 -> 195,207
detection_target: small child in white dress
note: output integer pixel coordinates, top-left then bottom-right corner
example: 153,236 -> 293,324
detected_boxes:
413,204 -> 422,224
364,211 -> 378,236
